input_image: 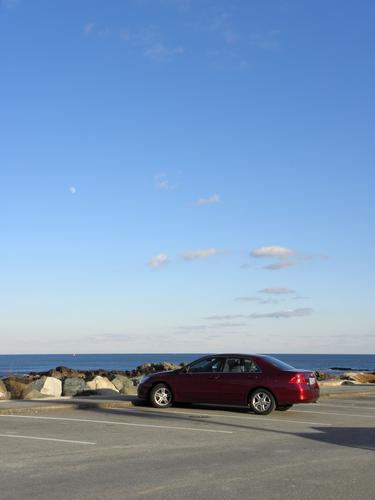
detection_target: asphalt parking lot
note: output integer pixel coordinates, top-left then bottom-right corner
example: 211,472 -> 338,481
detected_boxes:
1,395 -> 375,500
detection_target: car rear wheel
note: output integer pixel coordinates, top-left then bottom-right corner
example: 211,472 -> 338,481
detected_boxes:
150,383 -> 173,408
249,389 -> 276,415
276,405 -> 293,411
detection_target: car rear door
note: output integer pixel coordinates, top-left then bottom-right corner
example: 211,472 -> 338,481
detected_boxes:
215,357 -> 262,405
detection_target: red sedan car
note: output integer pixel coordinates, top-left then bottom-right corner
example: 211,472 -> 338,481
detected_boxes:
137,354 -> 320,415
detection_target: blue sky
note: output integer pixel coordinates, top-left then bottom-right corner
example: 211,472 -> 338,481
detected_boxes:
1,0 -> 374,354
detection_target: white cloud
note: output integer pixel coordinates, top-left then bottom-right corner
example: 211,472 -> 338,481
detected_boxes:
1,0 -> 18,9
250,245 -> 296,271
260,287 -> 295,294
84,23 -> 95,35
144,43 -> 184,62
195,194 -> 220,206
175,325 -> 208,332
121,26 -> 156,46
194,8 -> 239,47
205,314 -> 246,320
251,246 -> 294,258
235,296 -> 259,302
148,253 -> 169,269
211,322 -> 247,328
222,28 -> 239,45
158,0 -> 191,11
258,299 -> 281,305
205,308 -> 313,321
180,248 -> 223,260
68,186 -> 77,194
263,262 -> 295,270
154,172 -> 176,191
175,321 -> 246,333
207,11 -> 229,32
252,31 -> 280,51
249,308 -> 313,319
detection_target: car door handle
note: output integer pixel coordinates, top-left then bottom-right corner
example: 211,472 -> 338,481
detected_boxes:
208,375 -> 221,380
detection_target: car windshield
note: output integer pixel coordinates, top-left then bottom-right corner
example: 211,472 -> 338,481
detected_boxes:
261,355 -> 296,371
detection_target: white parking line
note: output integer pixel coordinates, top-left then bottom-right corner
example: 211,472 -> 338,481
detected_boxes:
112,407 -> 332,427
316,403 -> 375,411
0,415 -> 233,434
0,433 -> 95,445
292,409 -> 375,419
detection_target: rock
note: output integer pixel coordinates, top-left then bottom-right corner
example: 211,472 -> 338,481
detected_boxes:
0,379 -> 10,400
131,376 -> 142,387
3,377 -> 28,399
23,376 -> 62,399
63,377 -> 86,396
318,379 -> 343,387
111,375 -> 136,395
85,376 -> 118,392
133,362 -> 181,376
84,370 -> 114,380
315,371 -> 341,381
23,389 -> 49,400
343,372 -> 375,384
330,367 -> 353,371
91,388 -> 121,396
46,367 -> 86,380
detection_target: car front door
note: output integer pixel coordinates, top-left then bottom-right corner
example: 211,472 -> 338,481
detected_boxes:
174,356 -> 225,403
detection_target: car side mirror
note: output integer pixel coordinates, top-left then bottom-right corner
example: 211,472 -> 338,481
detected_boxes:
180,366 -> 189,374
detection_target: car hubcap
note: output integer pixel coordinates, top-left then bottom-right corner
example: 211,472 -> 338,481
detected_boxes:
252,392 -> 271,412
154,387 -> 172,406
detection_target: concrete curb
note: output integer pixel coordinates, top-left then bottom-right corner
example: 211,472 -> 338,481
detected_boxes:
0,398 -> 136,415
0,404 -> 77,415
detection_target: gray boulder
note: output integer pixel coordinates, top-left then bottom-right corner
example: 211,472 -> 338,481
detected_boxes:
0,379 -> 10,400
112,375 -> 136,395
343,372 -> 375,384
3,378 -> 28,399
23,389 -> 49,400
85,376 -> 118,392
23,376 -> 62,399
63,377 -> 86,396
131,376 -> 142,387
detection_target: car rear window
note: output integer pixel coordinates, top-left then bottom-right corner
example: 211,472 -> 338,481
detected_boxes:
261,355 -> 296,371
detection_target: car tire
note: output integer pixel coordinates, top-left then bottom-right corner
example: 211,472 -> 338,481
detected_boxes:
276,405 -> 293,411
249,389 -> 276,415
150,383 -> 173,408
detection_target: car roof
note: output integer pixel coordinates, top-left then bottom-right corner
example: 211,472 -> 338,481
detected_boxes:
207,353 -> 264,359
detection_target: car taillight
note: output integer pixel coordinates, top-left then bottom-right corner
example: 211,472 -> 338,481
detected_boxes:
289,373 -> 306,384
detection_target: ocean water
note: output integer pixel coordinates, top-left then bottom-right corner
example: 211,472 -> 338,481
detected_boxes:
0,353 -> 374,377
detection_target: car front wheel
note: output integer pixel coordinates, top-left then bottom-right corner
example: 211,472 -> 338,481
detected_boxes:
249,389 -> 276,415
150,383 -> 173,408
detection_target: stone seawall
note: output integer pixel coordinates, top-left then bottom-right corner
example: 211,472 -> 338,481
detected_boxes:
0,362 -> 182,400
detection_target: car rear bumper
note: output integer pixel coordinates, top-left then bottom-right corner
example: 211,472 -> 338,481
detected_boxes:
277,385 -> 320,405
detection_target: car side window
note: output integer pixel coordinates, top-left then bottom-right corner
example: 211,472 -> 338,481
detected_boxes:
188,357 -> 224,373
223,358 -> 261,373
243,358 -> 261,373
